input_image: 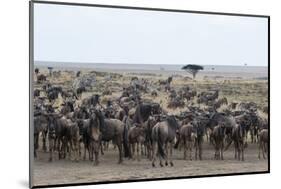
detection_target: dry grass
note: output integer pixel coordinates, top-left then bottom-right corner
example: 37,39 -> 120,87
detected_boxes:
34,67 -> 268,115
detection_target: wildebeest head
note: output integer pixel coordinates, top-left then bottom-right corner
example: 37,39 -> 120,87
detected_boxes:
193,119 -> 206,137
166,115 -> 180,131
151,103 -> 162,115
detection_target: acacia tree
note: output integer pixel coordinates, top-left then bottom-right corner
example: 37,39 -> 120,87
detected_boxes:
182,64 -> 204,79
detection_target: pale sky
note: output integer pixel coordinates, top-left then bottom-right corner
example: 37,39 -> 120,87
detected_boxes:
34,3 -> 268,66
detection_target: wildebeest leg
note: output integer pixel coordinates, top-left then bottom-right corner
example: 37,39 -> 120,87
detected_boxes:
183,140 -> 187,160
215,142 -> 220,160
58,138 -> 62,159
195,140 -> 198,160
137,142 -> 140,161
42,132 -> 47,152
83,142 -> 87,160
258,141 -> 261,159
147,142 -> 152,160
48,138 -> 54,162
117,138 -> 123,164
237,142 -> 241,161
188,141 -> 192,161
262,142 -> 266,159
72,138 -> 79,162
198,139 -> 202,160
106,141 -> 109,150
94,150 -> 99,165
100,141 -> 104,155
165,142 -> 169,166
234,142 -> 237,159
93,141 -> 99,165
152,142 -> 157,167
63,138 -> 68,159
144,143 -> 147,156
89,142 -> 93,162
241,142 -> 244,161
34,134 -> 39,158
221,141 -> 224,160
250,130 -> 254,143
132,143 -> 136,160
169,142 -> 174,166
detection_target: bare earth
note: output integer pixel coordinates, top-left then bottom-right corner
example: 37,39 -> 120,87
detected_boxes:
33,143 -> 268,186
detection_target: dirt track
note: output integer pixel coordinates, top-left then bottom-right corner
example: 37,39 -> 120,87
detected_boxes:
32,143 -> 268,186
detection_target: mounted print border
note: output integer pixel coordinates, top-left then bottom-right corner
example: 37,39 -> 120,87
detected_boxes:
29,1 -> 270,188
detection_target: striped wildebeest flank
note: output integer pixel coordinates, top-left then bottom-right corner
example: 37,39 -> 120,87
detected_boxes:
151,115 -> 180,167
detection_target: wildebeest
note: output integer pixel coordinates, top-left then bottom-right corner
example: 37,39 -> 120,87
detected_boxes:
212,123 -> 226,160
45,113 -> 80,162
37,74 -> 47,83
167,96 -> 185,109
151,115 -> 180,167
225,120 -> 247,161
151,90 -> 158,97
34,112 -> 48,158
82,94 -> 101,108
193,118 -> 207,160
133,103 -> 152,124
213,97 -> 228,110
96,111 -> 130,163
61,100 -> 75,115
258,129 -> 268,159
34,89 -> 41,98
143,116 -> 158,160
128,124 -> 146,161
46,86 -> 63,102
159,76 -> 172,85
175,123 -> 197,160
80,110 -> 103,165
76,86 -> 86,97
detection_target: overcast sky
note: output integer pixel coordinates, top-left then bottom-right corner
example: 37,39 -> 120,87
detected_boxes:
34,3 -> 268,66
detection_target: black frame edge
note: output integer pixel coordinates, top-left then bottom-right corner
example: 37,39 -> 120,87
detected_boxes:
31,0 -> 269,18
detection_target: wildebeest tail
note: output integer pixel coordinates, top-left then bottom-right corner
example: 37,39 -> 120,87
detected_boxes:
174,136 -> 180,149
123,124 -> 131,158
157,127 -> 166,159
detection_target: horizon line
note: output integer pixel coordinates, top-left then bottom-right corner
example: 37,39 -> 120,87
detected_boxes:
34,60 -> 268,67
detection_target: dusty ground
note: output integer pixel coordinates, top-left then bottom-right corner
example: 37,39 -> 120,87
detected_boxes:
32,142 -> 268,186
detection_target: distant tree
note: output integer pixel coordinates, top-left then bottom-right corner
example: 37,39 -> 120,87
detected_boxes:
182,64 -> 204,79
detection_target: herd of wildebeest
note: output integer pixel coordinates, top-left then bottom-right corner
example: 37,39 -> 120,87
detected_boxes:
33,68 -> 269,168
